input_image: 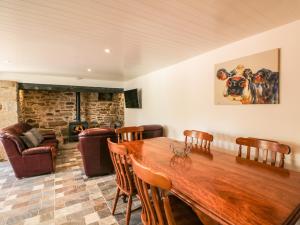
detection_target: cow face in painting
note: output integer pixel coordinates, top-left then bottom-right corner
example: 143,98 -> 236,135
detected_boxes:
252,68 -> 279,104
216,65 -> 279,104
217,65 -> 254,103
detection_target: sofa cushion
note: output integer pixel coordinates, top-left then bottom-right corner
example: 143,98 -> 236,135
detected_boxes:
23,130 -> 39,147
30,128 -> 44,143
20,135 -> 35,148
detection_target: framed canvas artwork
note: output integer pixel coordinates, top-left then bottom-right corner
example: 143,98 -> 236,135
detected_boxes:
215,49 -> 280,105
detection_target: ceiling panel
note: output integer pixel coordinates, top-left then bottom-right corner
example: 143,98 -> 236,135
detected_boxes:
0,0 -> 299,80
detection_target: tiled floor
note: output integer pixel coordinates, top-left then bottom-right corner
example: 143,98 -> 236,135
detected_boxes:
0,143 -> 141,225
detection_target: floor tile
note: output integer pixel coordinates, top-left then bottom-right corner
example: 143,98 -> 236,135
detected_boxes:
85,212 -> 100,224
0,143 -> 142,225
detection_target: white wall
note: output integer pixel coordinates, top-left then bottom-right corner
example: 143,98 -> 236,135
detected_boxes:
0,72 -> 124,88
124,20 -> 300,171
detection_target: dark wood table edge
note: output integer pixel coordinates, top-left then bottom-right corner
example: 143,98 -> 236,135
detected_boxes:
282,204 -> 300,225
172,189 -> 300,225
171,189 -> 234,225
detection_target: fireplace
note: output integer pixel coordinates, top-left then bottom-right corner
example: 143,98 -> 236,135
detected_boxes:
68,121 -> 88,142
68,92 -> 88,142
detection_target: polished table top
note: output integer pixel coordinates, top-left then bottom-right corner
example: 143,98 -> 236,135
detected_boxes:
122,137 -> 300,225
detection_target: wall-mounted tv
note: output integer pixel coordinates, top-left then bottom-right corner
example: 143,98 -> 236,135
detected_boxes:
124,89 -> 140,108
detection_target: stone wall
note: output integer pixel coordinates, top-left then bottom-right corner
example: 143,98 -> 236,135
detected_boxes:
81,92 -> 124,128
0,81 -> 18,160
19,90 -> 124,142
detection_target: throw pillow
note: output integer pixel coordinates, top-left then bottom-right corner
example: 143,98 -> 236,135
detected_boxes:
30,128 -> 44,143
23,131 -> 39,147
20,136 -> 35,148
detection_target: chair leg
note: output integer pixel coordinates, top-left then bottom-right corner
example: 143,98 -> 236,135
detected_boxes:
112,187 -> 120,215
125,195 -> 133,225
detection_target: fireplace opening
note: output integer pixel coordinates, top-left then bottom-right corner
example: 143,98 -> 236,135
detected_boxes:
68,121 -> 88,142
74,124 -> 85,134
68,92 -> 88,142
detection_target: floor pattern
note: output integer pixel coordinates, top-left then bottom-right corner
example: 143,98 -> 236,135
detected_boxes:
0,143 -> 141,225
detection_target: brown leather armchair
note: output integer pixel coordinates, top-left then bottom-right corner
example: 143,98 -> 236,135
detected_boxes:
78,128 -> 117,177
78,125 -> 163,177
0,122 -> 58,178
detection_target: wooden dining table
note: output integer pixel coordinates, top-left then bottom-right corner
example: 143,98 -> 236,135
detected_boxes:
122,137 -> 300,225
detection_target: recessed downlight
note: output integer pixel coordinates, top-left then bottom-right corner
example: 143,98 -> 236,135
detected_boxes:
87,68 -> 92,72
104,49 -> 111,53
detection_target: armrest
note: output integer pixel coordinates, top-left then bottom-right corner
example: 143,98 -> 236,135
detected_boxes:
22,146 -> 52,155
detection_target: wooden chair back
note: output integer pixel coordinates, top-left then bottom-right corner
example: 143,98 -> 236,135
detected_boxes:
236,137 -> 291,168
130,155 -> 175,225
183,130 -> 213,149
116,126 -> 144,143
107,138 -> 134,195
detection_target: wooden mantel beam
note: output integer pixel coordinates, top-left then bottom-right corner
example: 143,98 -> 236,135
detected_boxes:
18,83 -> 124,93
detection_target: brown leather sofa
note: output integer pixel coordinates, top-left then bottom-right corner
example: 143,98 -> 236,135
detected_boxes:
0,122 -> 58,178
78,124 -> 163,177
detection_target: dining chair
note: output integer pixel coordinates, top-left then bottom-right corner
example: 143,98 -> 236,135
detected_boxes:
130,154 -> 203,225
236,137 -> 291,168
115,126 -> 144,143
107,138 -> 136,225
183,130 -> 213,149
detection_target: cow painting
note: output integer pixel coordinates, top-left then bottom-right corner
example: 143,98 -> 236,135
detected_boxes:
216,64 -> 279,104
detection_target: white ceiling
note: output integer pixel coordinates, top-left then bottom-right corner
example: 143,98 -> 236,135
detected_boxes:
0,0 -> 299,81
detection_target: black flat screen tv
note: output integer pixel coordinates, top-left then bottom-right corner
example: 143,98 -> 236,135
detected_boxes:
124,89 -> 140,108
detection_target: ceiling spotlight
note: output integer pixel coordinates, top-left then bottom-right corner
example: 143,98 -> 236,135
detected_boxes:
104,49 -> 111,53
87,68 -> 92,72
